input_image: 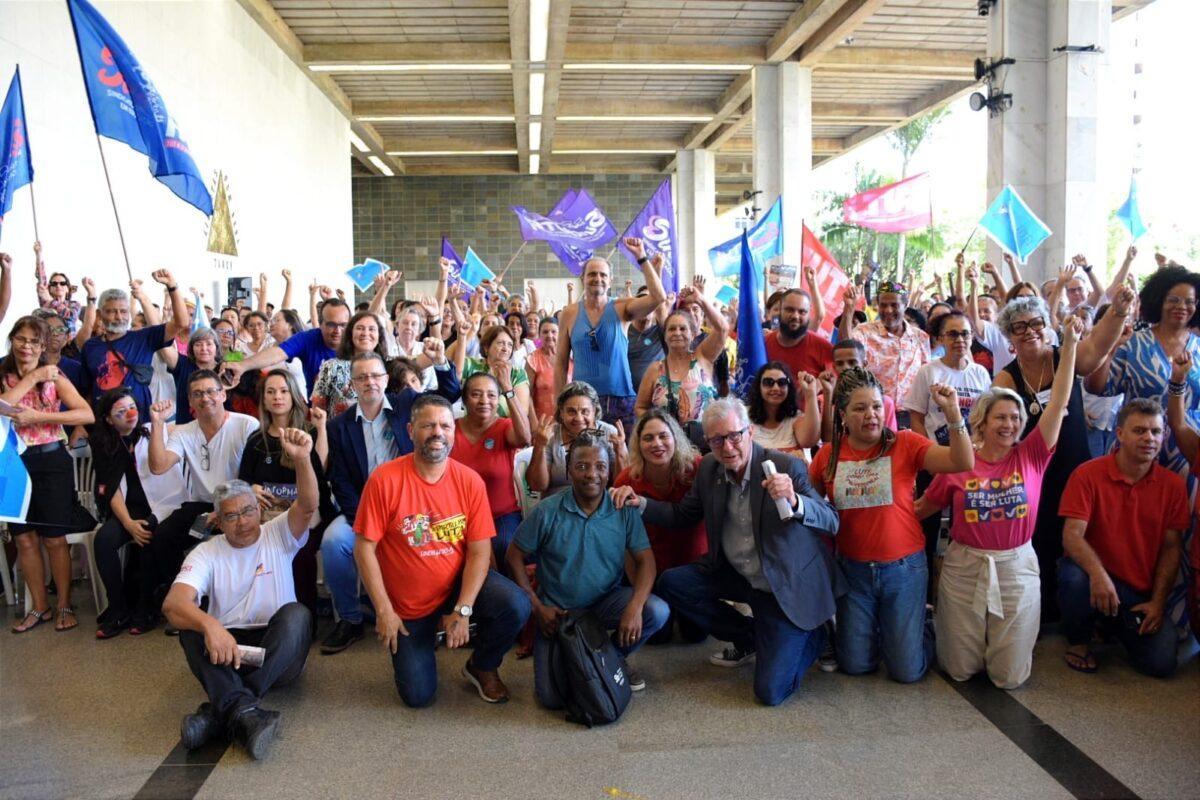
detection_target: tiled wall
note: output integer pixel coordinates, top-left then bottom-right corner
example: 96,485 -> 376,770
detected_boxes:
352,173 -> 666,304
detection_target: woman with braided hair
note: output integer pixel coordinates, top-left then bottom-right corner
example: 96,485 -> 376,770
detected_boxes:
809,367 -> 974,682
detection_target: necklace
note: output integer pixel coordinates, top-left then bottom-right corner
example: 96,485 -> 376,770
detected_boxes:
1017,352 -> 1050,415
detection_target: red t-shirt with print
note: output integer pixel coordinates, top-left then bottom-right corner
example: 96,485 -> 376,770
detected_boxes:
354,455 -> 496,619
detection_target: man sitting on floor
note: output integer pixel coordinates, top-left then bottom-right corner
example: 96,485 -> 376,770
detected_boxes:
507,429 -> 668,705
354,395 -> 530,707
1058,398 -> 1188,678
162,428 -> 319,760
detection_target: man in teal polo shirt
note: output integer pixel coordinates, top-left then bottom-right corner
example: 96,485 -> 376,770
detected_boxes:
507,430 -> 668,705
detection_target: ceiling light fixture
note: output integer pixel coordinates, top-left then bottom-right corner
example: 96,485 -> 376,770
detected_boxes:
358,115 -> 516,123
554,148 -> 675,155
529,0 -> 549,63
367,155 -> 394,176
386,150 -> 519,156
529,73 -> 545,116
310,63 -> 510,73
529,153 -> 541,174
528,121 -> 542,148
349,131 -> 370,153
563,63 -> 751,72
558,115 -> 713,123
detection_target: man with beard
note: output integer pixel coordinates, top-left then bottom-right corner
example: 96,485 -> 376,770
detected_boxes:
764,289 -> 833,381
82,269 -> 190,416
840,281 -> 929,427
353,395 -> 530,707
221,297 -> 351,396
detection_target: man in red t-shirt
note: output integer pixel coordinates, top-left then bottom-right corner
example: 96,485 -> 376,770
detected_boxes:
354,395 -> 531,706
764,289 -> 834,380
1057,399 -> 1188,677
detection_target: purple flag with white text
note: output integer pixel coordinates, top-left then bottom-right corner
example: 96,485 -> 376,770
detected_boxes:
442,236 -> 474,300
512,188 -> 616,275
617,178 -> 678,293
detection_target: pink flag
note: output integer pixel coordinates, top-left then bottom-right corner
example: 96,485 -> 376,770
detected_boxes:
800,225 -> 854,337
842,172 -> 931,233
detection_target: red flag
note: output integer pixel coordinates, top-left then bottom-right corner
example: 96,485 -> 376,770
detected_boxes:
800,225 -> 852,337
842,172 -> 931,233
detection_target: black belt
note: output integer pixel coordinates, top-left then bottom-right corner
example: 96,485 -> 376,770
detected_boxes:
25,441 -> 64,453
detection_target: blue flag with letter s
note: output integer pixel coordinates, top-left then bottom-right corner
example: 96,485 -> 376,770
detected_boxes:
710,196 -> 783,277
65,0 -> 213,216
0,67 -> 34,238
0,417 -> 31,523
978,185 -> 1050,264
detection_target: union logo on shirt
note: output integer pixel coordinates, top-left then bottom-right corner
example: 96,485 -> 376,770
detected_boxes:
253,562 -> 272,577
400,513 -> 467,547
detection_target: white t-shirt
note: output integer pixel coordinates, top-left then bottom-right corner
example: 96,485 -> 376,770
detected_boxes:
174,514 -> 307,629
904,359 -> 992,443
167,413 -> 260,502
131,429 -> 189,522
752,415 -> 810,462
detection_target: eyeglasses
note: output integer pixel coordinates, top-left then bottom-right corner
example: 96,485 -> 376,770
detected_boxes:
48,326 -> 68,336
760,377 -> 790,389
942,330 -> 972,340
48,280 -> 69,288
323,321 -> 348,330
352,372 -> 388,384
1164,296 -> 1198,309
190,387 -> 222,400
220,506 -> 259,525
11,336 -> 44,348
1008,318 -> 1046,336
199,443 -> 211,471
706,427 -> 748,451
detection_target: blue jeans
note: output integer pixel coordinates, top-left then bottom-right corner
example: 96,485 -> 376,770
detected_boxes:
836,551 -> 933,683
389,569 -> 531,708
1057,557 -> 1178,678
320,515 -> 362,624
657,562 -> 825,706
493,511 -> 522,572
532,585 -> 669,710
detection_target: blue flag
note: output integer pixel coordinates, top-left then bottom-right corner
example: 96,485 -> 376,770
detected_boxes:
190,288 -> 209,334
617,178 -> 679,293
66,0 -> 212,216
978,185 -> 1051,264
1116,177 -> 1147,241
0,67 -> 34,239
733,230 -> 767,401
0,417 -> 31,523
346,258 -> 389,292
459,247 -> 496,289
710,196 -> 784,278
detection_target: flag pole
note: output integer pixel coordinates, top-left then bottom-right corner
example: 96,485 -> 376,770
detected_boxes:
494,240 -> 528,284
27,181 -> 40,244
93,135 -> 134,282
959,226 -> 979,256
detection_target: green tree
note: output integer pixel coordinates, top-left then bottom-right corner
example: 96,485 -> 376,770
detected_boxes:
885,107 -> 951,282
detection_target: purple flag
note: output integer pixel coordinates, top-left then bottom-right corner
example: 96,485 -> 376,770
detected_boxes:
617,178 -> 678,293
543,188 -> 595,275
512,188 -> 616,276
441,236 -> 473,300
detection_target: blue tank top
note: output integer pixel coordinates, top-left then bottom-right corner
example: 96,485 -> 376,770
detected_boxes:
570,301 -> 634,397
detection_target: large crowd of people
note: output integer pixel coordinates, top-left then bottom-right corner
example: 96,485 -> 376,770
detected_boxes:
1,238 -> 1196,760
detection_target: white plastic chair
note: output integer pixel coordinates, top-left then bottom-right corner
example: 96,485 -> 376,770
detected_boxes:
512,447 -> 541,518
0,525 -> 15,606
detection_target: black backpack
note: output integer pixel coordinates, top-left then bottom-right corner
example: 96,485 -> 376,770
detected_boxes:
549,610 -> 632,727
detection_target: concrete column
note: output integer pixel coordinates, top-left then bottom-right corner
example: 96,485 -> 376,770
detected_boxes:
753,63 -> 812,267
674,148 -> 716,285
987,0 -> 1110,282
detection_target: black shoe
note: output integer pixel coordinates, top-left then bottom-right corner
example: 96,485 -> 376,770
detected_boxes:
231,707 -> 281,761
95,614 -> 131,640
181,703 -> 221,750
320,620 -> 363,654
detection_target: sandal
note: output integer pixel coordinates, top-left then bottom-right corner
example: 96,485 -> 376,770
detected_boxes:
55,606 -> 78,632
1064,649 -> 1097,673
12,608 -> 53,634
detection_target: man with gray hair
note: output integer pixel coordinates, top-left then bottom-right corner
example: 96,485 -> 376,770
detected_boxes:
163,428 -> 319,760
611,397 -> 840,706
81,269 -> 189,416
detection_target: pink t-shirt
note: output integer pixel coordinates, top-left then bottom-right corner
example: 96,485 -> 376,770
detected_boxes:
924,427 -> 1055,551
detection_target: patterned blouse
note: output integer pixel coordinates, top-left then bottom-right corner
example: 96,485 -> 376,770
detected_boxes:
850,319 -> 930,407
648,358 -> 717,424
4,372 -> 65,446
1101,327 -> 1200,477
311,358 -> 356,417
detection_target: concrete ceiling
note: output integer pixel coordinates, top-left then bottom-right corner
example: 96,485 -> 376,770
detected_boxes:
237,0 -> 1154,207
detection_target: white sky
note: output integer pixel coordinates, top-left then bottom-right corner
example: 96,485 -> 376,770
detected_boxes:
795,0 -> 1199,265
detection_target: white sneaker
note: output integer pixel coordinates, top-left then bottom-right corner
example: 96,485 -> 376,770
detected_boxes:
817,641 -> 838,673
709,644 -> 756,667
626,667 -> 646,692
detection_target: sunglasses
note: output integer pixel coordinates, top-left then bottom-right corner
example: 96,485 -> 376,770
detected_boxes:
942,330 -> 972,340
760,377 -> 790,389
1009,318 -> 1046,336
586,328 -> 600,351
48,280 -> 70,288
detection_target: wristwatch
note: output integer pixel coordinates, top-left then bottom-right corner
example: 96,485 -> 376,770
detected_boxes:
455,604 -> 473,619
502,389 -> 515,399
